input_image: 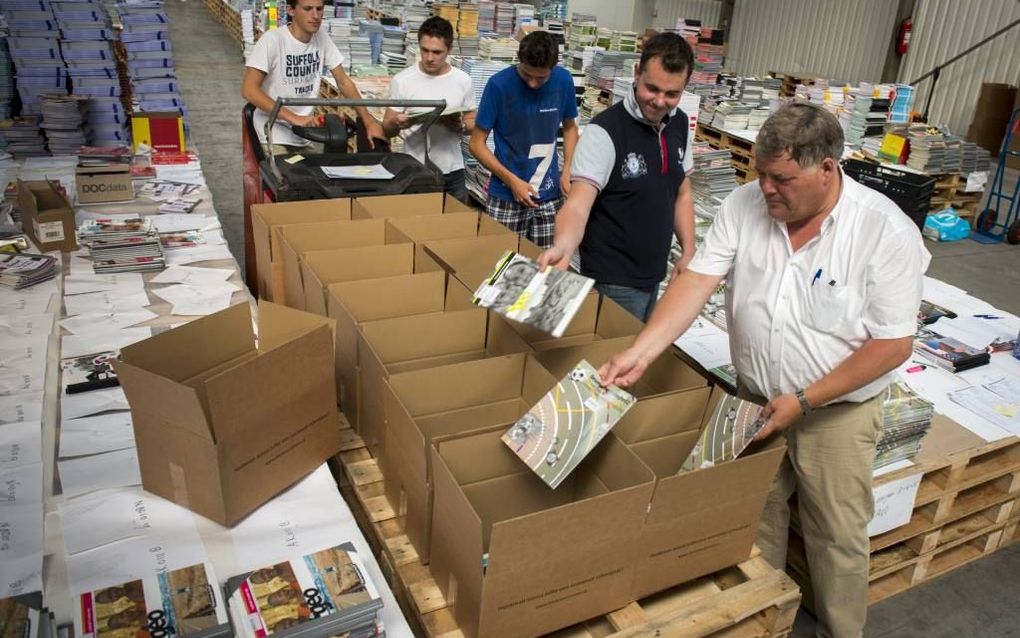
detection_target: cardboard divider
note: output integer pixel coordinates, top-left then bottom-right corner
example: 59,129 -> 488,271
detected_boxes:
356,310 -> 532,459
421,234 -> 522,278
300,243 -> 419,317
384,212 -> 514,273
113,301 -> 340,525
326,271 -> 475,428
277,218 -> 414,310
251,198 -> 353,302
351,192 -> 473,220
615,386 -> 788,599
429,428 -> 655,638
381,354 -> 555,564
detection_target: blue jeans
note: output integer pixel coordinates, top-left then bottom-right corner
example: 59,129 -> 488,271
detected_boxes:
444,169 -> 468,205
595,283 -> 657,322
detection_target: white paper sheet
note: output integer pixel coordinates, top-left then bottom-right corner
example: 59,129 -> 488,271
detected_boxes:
58,447 -> 141,497
0,462 -> 44,506
68,255 -> 94,275
0,550 -> 43,599
932,314 -> 1020,350
0,338 -> 50,397
0,392 -> 43,425
154,165 -> 205,185
59,486 -> 202,556
59,309 -> 157,334
67,531 -> 210,598
59,412 -> 135,458
0,292 -> 53,316
163,243 -> 234,266
869,473 -> 923,536
151,213 -> 208,233
150,282 -> 236,316
61,327 -> 153,359
60,386 -> 130,420
0,502 -> 44,561
150,265 -> 234,285
64,273 -> 144,296
985,376 -> 1020,403
873,458 -> 915,478
0,421 -> 42,469
948,385 -> 1020,436
674,317 -> 732,370
62,289 -> 152,316
322,164 -> 394,180
0,313 -> 54,339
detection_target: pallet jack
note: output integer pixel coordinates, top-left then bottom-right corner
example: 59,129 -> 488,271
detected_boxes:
242,96 -> 448,292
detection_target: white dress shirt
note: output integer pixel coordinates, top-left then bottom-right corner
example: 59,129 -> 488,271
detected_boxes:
687,172 -> 931,403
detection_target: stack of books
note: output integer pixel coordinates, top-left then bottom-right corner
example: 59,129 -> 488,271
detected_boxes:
0,38 -> 12,120
478,36 -> 519,63
494,2 -> 514,35
875,382 -> 934,470
0,252 -> 58,289
0,116 -> 48,158
711,100 -> 752,130
224,543 -> 384,638
4,2 -> 67,117
119,1 -> 189,131
458,2 -> 479,37
906,124 -> 948,173
477,0 -> 496,32
78,216 -> 166,273
914,326 -> 990,373
40,93 -> 91,155
689,140 -> 738,202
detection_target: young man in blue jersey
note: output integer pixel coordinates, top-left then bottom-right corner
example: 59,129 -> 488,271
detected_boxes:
538,32 -> 695,320
469,30 -> 579,247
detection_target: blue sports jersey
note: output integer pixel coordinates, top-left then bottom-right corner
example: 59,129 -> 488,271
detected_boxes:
475,65 -> 578,203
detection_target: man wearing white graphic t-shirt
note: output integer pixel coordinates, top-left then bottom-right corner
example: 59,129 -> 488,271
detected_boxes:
382,16 -> 475,203
242,0 -> 385,154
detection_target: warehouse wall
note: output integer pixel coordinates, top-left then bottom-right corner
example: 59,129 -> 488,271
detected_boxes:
649,0 -> 722,31
725,0 -> 899,82
897,0 -> 1020,136
566,0 -> 637,30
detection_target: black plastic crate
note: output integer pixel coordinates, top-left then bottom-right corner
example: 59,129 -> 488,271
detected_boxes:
842,158 -> 936,200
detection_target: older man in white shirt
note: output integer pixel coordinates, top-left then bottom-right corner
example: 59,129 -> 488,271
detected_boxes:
599,102 -> 930,638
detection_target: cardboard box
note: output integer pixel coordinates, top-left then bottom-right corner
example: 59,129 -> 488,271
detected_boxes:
382,353 -> 554,562
326,271 -> 476,427
357,309 -> 531,457
277,218 -> 412,310
507,293 -> 644,351
75,162 -> 134,204
251,198 -> 353,302
16,180 -> 78,252
113,302 -> 341,525
385,212 -> 512,272
618,387 -> 786,599
351,192 -> 475,220
429,428 -> 655,638
534,337 -> 708,399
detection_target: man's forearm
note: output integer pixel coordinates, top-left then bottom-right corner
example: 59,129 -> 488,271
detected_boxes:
561,122 -> 579,171
470,130 -> 518,189
335,74 -> 377,125
674,182 -> 696,257
804,337 -> 913,408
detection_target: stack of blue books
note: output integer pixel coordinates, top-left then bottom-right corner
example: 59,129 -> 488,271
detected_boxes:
117,0 -> 188,133
0,37 -> 12,121
54,0 -> 125,145
1,0 -> 68,118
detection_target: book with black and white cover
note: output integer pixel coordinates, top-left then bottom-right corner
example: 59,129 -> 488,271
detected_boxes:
61,350 -> 120,394
473,250 -> 594,338
913,327 -> 990,372
224,542 -> 383,638
0,253 -> 57,289
75,562 -> 231,638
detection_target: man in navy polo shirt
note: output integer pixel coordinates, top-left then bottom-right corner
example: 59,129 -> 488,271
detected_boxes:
470,30 -> 579,248
539,32 -> 695,320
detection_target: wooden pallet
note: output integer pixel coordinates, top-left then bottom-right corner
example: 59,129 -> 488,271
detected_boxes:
332,420 -> 802,638
787,417 -> 1020,605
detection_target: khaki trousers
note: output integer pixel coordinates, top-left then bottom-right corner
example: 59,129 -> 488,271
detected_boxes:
755,394 -> 883,638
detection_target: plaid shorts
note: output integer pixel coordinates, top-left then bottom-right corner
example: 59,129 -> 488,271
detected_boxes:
485,196 -> 563,249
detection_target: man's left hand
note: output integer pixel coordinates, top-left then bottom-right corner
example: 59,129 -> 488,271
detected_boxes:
670,254 -> 692,281
753,393 -> 803,441
559,169 -> 571,197
364,119 -> 387,148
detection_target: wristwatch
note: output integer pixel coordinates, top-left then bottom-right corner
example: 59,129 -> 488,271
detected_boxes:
795,388 -> 813,416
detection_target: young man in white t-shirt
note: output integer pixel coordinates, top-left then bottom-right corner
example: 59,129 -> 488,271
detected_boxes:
381,17 -> 475,203
242,0 -> 385,154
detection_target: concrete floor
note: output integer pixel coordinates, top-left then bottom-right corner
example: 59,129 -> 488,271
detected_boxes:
166,3 -> 1020,636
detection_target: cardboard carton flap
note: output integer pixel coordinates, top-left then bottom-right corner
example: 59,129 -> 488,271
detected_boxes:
387,353 -> 531,417
281,218 -> 389,254
328,271 -> 446,323
305,244 -> 415,284
614,387 -> 711,444
119,303 -> 254,382
596,296 -> 645,336
113,359 -> 215,442
362,308 -> 487,364
258,300 -> 334,353
629,431 -> 700,478
385,212 -> 481,242
355,192 -> 445,218
251,198 -> 353,227
422,235 -> 520,274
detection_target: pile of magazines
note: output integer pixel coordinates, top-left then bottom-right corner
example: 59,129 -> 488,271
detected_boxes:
0,592 -> 57,638
224,543 -> 384,637
875,382 -> 934,470
0,252 -> 58,289
78,216 -> 166,273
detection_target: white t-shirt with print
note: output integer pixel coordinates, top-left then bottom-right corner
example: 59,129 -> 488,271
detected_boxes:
246,26 -> 344,147
388,64 -> 474,174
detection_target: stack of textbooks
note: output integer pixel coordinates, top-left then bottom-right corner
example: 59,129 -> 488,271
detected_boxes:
914,326 -> 990,372
118,1 -> 189,129
78,216 -> 166,273
224,543 -> 384,638
875,382 -> 934,470
0,252 -> 58,289
40,93 -> 91,155
0,116 -> 48,158
3,2 -> 68,117
689,140 -> 738,202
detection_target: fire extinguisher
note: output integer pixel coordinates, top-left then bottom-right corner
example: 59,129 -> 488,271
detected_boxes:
897,17 -> 913,55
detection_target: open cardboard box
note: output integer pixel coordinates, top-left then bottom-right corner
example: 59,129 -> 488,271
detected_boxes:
113,302 -> 340,526
357,309 -> 532,458
422,234 -> 544,287
429,428 -> 655,638
618,386 -> 786,599
385,212 -> 512,272
351,192 -> 474,220
382,353 -> 554,563
326,271 -> 476,429
277,218 -> 412,310
17,179 -> 78,252
251,197 -> 353,302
